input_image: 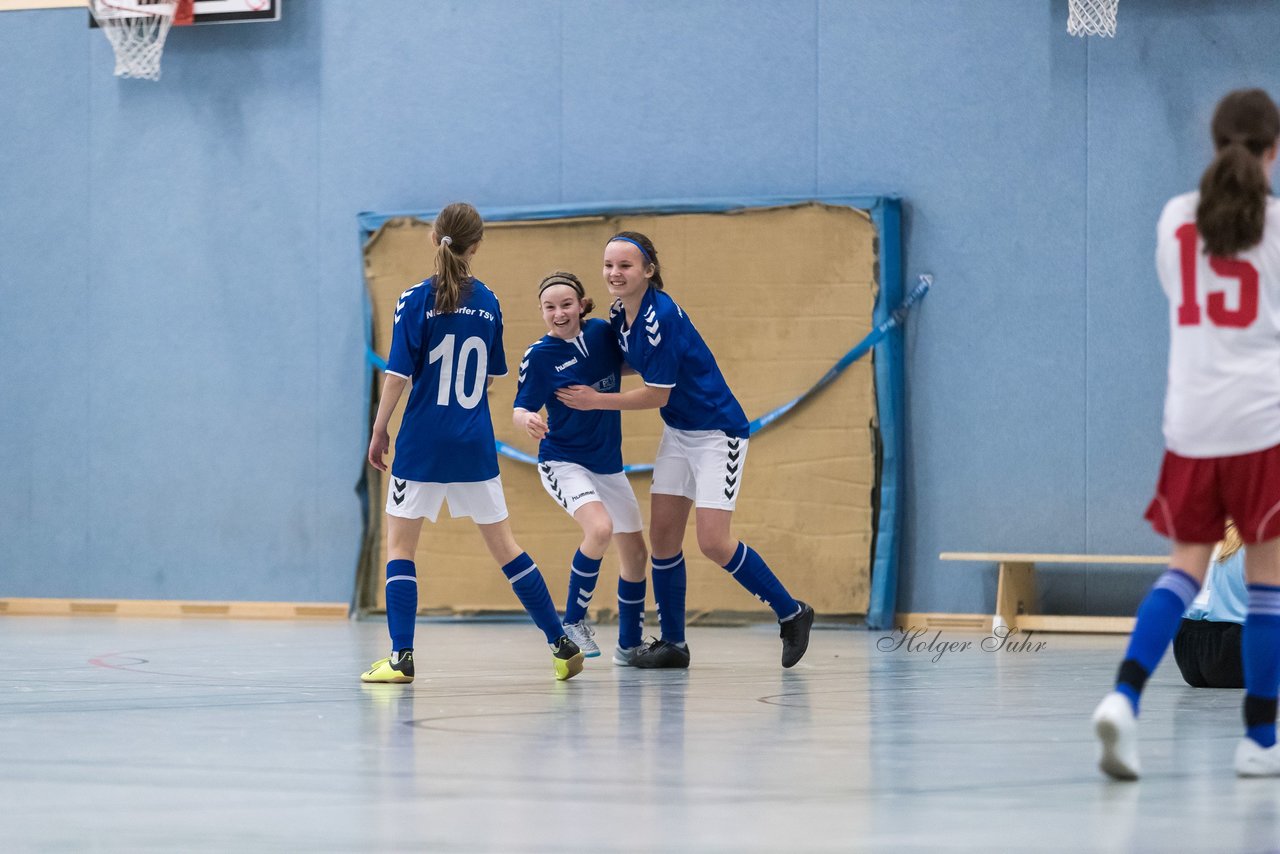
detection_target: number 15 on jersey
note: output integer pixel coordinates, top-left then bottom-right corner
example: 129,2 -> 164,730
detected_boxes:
1176,223 -> 1259,328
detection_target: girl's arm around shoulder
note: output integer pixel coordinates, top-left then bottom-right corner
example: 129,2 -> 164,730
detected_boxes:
556,383 -> 669,411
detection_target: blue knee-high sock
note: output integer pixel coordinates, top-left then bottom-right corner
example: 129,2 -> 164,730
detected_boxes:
385,559 -> 418,652
618,578 -> 647,650
1115,568 -> 1201,715
564,549 -> 603,625
501,553 -> 563,645
651,553 -> 687,645
722,542 -> 800,620
1243,584 -> 1280,748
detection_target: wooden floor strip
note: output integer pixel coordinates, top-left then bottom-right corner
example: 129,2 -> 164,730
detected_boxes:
0,598 -> 348,620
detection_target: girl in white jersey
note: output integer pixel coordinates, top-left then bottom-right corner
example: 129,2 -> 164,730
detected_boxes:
557,231 -> 814,669
1092,89 -> 1280,779
512,272 -> 650,660
363,203 -> 584,684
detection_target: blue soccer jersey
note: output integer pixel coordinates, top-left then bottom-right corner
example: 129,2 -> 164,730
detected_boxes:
385,277 -> 508,483
610,286 -> 749,438
513,318 -> 625,474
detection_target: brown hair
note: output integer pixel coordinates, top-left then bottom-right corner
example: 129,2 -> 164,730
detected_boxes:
431,202 -> 484,314
608,231 -> 664,290
1218,519 -> 1244,562
1196,89 -> 1280,257
538,271 -> 595,318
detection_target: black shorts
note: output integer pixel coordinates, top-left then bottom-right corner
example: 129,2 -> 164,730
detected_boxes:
1172,618 -> 1244,689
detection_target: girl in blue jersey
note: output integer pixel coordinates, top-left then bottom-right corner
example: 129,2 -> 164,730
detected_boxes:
364,202 -> 583,683
557,231 -> 814,669
513,272 -> 650,662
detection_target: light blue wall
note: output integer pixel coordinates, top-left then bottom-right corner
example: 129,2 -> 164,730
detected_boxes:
1,0 -> 1275,612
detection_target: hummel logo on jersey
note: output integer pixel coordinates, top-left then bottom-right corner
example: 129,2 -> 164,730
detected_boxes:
393,479 -> 407,506
571,491 -> 596,501
394,283 -> 422,325
555,357 -> 579,372
644,306 -> 661,346
519,344 -> 535,384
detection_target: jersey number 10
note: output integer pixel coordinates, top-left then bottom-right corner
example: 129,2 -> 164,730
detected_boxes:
1176,223 -> 1259,328
428,333 -> 488,410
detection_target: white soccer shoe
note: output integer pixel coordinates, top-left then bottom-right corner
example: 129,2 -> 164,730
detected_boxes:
1092,692 -> 1141,781
562,620 -> 600,658
1235,738 -> 1280,777
612,644 -> 642,666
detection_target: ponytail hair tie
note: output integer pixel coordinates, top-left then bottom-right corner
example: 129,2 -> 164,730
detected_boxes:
440,235 -> 453,248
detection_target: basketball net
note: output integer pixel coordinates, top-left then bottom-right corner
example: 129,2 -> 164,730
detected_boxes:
1068,0 -> 1118,37
90,0 -> 194,81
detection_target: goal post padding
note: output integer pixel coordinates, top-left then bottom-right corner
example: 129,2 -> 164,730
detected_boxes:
362,203 -> 877,619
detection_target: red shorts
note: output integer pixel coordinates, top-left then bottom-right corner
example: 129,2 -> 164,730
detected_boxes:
1145,443 -> 1280,544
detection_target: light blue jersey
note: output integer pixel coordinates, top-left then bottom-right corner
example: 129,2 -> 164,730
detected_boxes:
1185,549 -> 1248,624
513,318 -> 625,474
386,277 -> 508,483
609,286 -> 749,439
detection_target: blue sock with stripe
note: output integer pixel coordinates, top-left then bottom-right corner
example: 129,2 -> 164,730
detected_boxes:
501,553 -> 563,645
1243,584 -> 1280,748
564,549 -> 602,625
617,578 -> 647,650
1114,568 -> 1201,715
722,542 -> 800,620
385,559 -> 418,652
651,552 -> 687,645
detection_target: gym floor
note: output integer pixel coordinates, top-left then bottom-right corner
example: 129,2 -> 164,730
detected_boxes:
0,617 -> 1274,852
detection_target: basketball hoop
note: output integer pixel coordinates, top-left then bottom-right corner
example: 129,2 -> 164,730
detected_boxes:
90,0 -> 194,81
1068,0 -> 1118,37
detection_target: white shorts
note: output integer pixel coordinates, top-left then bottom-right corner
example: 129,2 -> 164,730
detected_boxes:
385,475 -> 509,524
650,426 -> 748,511
538,461 -> 644,533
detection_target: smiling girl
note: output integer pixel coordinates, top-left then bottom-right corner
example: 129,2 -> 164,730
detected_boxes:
513,272 -> 650,662
556,232 -> 814,669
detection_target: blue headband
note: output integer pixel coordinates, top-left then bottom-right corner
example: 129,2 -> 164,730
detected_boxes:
607,236 -> 652,263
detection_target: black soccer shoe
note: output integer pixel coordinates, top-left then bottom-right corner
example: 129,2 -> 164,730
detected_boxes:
632,639 -> 691,669
552,635 -> 585,681
779,602 -> 815,668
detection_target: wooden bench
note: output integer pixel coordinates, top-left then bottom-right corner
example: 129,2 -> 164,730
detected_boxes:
939,552 -> 1168,634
